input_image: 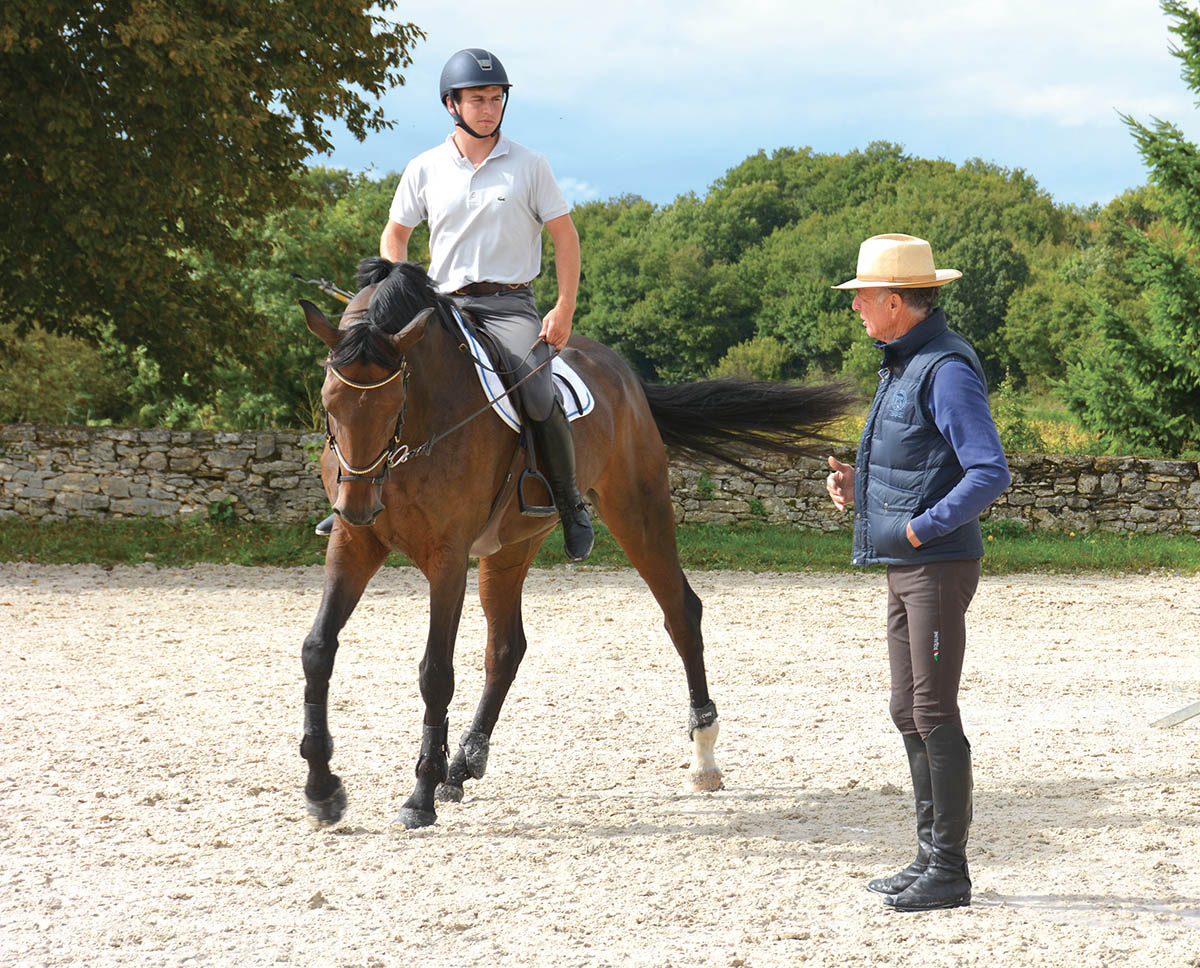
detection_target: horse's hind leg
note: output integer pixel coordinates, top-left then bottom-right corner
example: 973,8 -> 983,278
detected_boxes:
437,537 -> 540,804
301,535 -> 388,826
593,475 -> 722,792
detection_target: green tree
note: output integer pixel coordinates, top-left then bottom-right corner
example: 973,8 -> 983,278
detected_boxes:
1062,0 -> 1200,453
187,168 -> 414,429
1000,190 -> 1156,392
938,231 -> 1029,384
744,212 -> 867,374
0,0 -> 422,394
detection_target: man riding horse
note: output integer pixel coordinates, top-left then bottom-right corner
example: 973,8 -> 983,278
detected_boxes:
315,47 -> 593,562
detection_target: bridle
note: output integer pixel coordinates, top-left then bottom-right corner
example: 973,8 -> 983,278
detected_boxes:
323,361 -> 413,485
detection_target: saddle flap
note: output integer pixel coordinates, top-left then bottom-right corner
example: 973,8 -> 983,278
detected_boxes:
449,304 -> 595,431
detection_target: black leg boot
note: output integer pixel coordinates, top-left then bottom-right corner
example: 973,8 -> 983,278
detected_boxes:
867,732 -> 934,895
315,513 -> 336,537
529,401 -> 594,562
884,723 -> 973,911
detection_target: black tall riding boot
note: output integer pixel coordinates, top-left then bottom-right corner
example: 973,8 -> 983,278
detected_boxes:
867,732 -> 934,895
884,722 -> 973,911
529,401 -> 594,562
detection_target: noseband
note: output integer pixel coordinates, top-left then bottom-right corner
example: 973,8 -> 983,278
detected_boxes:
323,361 -> 412,485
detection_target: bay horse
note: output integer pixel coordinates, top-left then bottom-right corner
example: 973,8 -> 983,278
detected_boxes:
299,258 -> 852,829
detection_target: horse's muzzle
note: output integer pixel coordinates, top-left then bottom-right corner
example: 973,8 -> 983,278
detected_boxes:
333,488 -> 385,527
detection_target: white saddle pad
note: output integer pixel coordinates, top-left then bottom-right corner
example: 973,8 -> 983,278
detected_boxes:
450,305 -> 595,432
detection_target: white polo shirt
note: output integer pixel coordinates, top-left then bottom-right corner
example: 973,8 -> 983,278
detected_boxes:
389,134 -> 569,293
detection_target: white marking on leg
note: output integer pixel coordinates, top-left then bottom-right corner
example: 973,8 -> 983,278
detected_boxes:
686,719 -> 723,792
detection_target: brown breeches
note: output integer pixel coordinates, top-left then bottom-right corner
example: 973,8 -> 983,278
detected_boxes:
886,559 -> 981,739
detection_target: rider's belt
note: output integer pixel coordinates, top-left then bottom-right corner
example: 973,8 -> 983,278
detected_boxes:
453,281 -> 531,296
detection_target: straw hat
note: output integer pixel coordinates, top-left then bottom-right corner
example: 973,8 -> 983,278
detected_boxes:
832,234 -> 961,289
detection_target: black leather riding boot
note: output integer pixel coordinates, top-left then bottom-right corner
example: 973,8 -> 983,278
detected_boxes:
867,732 -> 933,895
315,513 -> 336,536
529,401 -> 594,562
884,722 -> 973,911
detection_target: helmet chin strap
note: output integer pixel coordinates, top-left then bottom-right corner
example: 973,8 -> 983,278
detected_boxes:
449,91 -> 509,140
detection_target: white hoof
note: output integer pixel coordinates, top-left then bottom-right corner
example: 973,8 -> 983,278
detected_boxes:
686,768 -> 724,793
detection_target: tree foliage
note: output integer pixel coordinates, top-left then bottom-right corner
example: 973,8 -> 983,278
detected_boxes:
182,167 -> 423,429
565,141 -> 1072,385
6,3 -> 1197,458
1061,0 -> 1200,453
0,0 -> 422,391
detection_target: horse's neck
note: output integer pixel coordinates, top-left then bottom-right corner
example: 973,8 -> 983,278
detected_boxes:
406,308 -> 477,423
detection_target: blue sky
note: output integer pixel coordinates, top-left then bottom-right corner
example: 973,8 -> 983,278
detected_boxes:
318,0 -> 1200,210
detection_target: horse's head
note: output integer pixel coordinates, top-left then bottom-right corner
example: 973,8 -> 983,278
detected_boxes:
302,290 -> 434,527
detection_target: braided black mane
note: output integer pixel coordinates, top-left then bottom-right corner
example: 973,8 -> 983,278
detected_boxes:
328,259 -> 452,370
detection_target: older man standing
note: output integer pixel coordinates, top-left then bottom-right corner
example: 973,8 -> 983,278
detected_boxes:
826,234 -> 1010,912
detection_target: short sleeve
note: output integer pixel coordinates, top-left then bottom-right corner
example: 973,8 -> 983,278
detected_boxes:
529,153 -> 569,223
388,159 -> 426,227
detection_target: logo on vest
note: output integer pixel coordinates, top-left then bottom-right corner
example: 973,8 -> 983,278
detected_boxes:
888,388 -> 908,417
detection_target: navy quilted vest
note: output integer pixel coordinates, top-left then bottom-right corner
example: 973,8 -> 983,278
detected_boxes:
851,309 -> 987,566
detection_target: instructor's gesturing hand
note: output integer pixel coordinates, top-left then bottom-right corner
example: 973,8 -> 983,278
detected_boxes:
826,456 -> 854,511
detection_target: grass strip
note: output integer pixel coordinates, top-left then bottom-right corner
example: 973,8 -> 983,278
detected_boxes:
0,517 -> 1197,574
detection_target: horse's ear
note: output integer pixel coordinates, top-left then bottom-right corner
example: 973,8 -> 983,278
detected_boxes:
301,300 -> 343,350
391,306 -> 435,354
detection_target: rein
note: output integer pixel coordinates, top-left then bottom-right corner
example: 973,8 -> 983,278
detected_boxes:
323,340 -> 555,485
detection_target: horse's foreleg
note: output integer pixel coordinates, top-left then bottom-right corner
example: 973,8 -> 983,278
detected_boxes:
393,557 -> 469,830
594,476 -> 723,793
301,536 -> 388,826
437,539 -> 539,803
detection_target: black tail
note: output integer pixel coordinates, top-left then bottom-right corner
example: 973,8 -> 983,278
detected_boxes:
642,378 -> 859,478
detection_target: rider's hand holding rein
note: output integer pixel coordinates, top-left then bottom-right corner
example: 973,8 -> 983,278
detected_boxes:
539,301 -> 574,353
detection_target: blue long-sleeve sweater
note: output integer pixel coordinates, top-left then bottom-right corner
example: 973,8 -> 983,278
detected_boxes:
907,359 -> 1011,546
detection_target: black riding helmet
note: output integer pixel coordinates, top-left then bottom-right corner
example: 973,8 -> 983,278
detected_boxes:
439,48 -> 511,140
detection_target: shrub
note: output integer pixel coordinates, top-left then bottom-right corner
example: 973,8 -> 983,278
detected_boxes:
711,336 -> 791,381
990,373 -> 1046,453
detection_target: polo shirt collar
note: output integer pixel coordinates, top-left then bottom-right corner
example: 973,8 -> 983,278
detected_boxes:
444,132 -> 512,168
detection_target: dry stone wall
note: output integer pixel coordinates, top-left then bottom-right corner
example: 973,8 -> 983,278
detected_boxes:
2,424 -> 1199,535
669,450 -> 1200,535
0,425 -> 326,524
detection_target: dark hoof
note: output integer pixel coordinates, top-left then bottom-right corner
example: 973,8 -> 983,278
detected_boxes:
435,782 -> 464,803
306,780 -> 347,826
392,806 -> 437,830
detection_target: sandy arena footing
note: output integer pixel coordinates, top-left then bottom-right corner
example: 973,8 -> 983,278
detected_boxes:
1,563 -> 1197,967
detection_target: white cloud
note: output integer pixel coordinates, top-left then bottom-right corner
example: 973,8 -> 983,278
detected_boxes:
391,0 -> 1193,128
324,0 -> 1200,206
557,177 -> 600,205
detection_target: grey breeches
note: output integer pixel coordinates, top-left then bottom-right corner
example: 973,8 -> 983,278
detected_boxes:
450,289 -> 555,421
885,559 -> 981,739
